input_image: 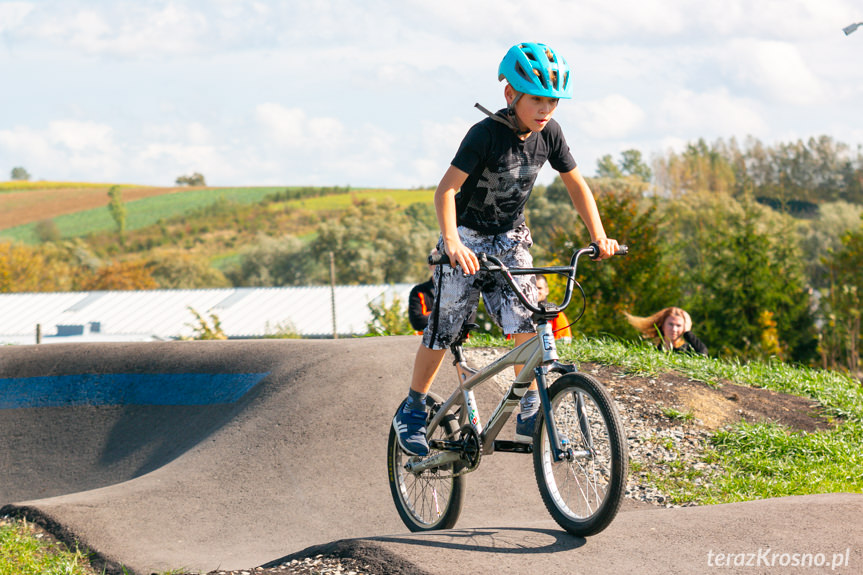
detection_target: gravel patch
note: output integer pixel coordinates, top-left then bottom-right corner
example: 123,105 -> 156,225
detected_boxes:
198,556 -> 378,575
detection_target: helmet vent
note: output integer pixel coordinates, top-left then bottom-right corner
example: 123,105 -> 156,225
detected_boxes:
534,68 -> 547,88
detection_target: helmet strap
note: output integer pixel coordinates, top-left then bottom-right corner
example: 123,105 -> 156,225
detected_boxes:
474,100 -> 531,138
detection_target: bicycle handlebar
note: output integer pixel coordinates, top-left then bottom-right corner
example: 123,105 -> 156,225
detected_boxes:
429,242 -> 629,318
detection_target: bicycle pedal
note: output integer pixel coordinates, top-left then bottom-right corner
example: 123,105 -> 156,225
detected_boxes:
493,440 -> 533,454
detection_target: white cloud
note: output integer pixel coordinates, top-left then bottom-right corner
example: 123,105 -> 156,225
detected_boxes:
0,121 -> 115,158
573,95 -> 646,139
657,88 -> 767,137
48,120 -> 114,152
20,2 -> 207,57
724,40 -> 824,105
140,143 -> 220,166
326,126 -> 398,185
412,118 -> 473,183
0,126 -> 55,162
255,103 -> 347,149
0,1 -> 34,33
186,123 -> 211,146
0,121 -> 121,180
1,1 -> 860,188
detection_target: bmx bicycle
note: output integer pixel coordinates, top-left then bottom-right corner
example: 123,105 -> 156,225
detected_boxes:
387,243 -> 629,537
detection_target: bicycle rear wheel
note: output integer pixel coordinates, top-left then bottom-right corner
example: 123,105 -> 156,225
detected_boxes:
533,372 -> 628,536
387,393 -> 466,531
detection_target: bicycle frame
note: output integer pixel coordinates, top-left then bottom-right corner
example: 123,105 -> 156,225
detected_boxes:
437,318 -> 565,447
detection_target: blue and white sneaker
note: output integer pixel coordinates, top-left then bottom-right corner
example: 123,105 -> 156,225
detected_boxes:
393,401 -> 429,456
516,409 -> 570,446
514,410 -> 538,443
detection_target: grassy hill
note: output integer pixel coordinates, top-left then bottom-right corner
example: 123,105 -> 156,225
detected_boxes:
0,182 -> 436,284
0,182 -> 434,245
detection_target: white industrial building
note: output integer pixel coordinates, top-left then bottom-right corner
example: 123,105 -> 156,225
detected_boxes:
0,285 -> 414,345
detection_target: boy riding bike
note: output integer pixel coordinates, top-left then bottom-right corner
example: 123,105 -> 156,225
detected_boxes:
394,42 -> 620,456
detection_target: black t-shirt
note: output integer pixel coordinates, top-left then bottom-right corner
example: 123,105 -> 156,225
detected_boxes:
451,110 -> 577,234
656,331 -> 709,356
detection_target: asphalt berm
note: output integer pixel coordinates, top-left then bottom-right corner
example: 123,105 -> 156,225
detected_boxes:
1,337 -> 860,574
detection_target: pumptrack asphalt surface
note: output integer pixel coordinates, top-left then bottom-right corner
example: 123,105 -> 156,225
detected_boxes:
0,337 -> 860,574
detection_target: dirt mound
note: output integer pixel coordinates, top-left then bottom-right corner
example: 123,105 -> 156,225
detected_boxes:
583,362 -> 832,433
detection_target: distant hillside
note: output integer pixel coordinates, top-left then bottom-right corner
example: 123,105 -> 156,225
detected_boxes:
0,183 -> 189,232
0,183 -> 434,245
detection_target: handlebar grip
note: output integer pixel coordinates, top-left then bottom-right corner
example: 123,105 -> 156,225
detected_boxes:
589,242 -> 629,259
428,252 -> 494,269
428,251 -> 450,265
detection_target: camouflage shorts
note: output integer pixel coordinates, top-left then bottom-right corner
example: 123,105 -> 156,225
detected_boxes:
422,224 -> 538,350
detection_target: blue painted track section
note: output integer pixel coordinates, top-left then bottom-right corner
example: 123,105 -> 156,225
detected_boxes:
0,372 -> 269,408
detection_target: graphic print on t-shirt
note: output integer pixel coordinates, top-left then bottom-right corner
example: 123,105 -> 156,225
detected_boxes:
467,149 -> 539,232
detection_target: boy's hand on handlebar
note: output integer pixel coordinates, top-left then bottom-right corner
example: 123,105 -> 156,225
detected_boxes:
592,237 -> 620,260
444,240 -> 480,275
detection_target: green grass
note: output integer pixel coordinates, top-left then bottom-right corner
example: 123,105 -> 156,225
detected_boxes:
0,516 -> 190,574
661,406 -> 695,422
706,420 -> 863,501
0,517 -> 99,575
284,188 -> 432,211
468,334 -> 863,505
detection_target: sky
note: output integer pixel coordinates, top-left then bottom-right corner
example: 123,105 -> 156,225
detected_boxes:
0,0 -> 862,189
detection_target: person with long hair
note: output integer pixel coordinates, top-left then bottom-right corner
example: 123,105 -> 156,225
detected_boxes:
625,307 -> 708,355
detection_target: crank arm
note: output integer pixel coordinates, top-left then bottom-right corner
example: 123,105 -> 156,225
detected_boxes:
403,450 -> 462,474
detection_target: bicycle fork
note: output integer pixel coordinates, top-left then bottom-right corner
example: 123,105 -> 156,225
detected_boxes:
534,320 -> 574,462
535,366 -> 568,462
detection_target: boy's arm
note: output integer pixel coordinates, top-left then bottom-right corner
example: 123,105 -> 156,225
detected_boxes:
559,167 -> 619,260
434,165 -> 479,274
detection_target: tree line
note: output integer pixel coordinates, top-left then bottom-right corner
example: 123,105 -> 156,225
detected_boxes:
653,135 -> 863,207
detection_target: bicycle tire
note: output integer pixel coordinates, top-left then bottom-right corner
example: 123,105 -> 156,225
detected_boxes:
532,372 -> 628,536
387,392 -> 466,531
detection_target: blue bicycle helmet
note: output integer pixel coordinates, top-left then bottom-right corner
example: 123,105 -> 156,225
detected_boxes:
498,42 -> 573,99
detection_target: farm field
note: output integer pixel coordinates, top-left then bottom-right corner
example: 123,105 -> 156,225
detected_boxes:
0,184 -> 190,231
0,183 -> 432,244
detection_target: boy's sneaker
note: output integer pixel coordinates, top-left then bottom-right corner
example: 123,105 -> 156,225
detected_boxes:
393,401 -> 429,456
515,410 -> 570,446
514,410 -> 538,443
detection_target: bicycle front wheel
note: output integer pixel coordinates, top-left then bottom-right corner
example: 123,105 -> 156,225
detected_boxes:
387,393 -> 466,531
533,372 -> 628,536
